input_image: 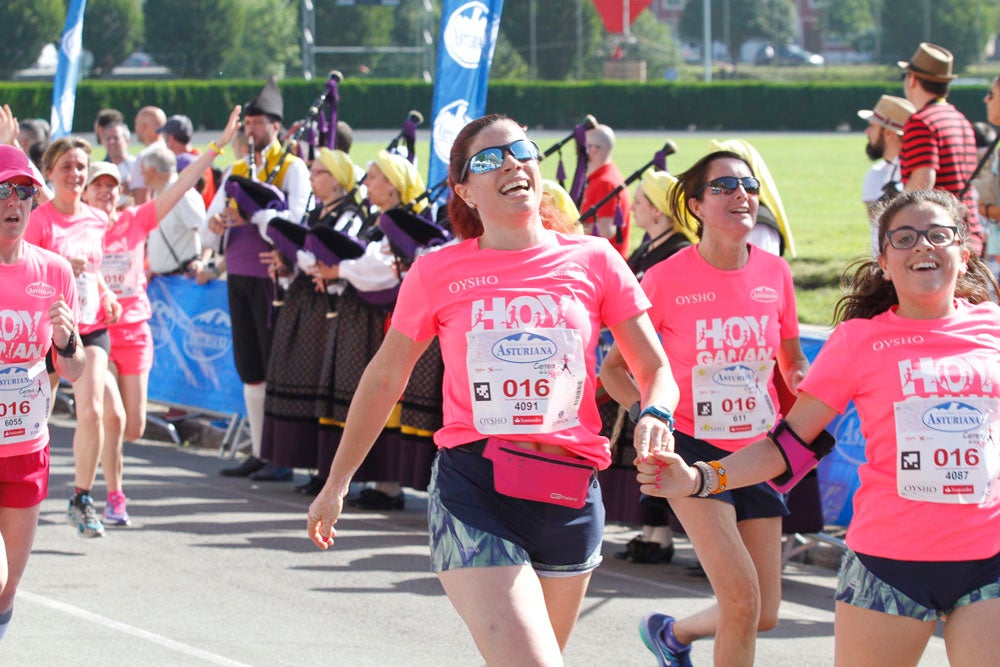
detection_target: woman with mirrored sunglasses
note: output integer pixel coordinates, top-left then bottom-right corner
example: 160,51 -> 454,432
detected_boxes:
601,150 -> 808,666
308,114 -> 679,664
636,189 -> 1000,666
0,144 -> 84,640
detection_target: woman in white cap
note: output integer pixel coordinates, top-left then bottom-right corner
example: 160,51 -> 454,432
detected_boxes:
0,143 -> 84,639
82,107 -> 241,526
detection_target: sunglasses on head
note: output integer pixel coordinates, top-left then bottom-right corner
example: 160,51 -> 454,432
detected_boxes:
694,176 -> 761,197
0,183 -> 37,201
460,139 -> 540,182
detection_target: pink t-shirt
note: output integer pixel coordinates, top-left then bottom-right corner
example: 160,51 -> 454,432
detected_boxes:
642,245 -> 799,452
102,201 -> 158,324
24,201 -> 110,335
391,231 -> 650,468
800,299 -> 1000,561
0,243 -> 79,457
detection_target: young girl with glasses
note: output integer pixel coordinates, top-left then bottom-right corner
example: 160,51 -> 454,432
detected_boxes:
307,114 -> 679,663
640,188 -> 1000,666
601,150 -> 809,666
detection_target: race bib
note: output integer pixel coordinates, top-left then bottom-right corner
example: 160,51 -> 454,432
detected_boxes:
102,251 -> 141,298
466,328 -> 585,434
0,360 -> 50,445
692,360 -> 776,439
895,396 -> 1000,505
76,272 -> 99,325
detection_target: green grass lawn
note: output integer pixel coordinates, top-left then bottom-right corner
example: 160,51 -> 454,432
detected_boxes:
207,131 -> 872,326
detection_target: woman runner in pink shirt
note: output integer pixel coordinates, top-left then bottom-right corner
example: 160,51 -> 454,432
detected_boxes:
641,189 -> 1000,666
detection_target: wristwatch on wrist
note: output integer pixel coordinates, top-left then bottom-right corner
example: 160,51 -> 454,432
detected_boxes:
638,404 -> 676,432
54,331 -> 77,358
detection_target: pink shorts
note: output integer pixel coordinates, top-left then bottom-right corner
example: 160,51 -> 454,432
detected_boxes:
0,447 -> 50,508
109,320 -> 154,375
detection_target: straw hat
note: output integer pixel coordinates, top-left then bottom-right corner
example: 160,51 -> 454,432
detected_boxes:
857,95 -> 916,135
897,42 -> 957,83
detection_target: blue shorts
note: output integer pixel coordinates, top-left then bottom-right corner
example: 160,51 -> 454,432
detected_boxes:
427,445 -> 604,578
673,430 -> 789,521
836,549 -> 1000,620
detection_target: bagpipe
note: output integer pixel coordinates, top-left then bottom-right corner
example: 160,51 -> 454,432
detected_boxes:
577,140 -> 678,246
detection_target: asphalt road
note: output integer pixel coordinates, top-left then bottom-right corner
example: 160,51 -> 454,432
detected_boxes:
2,417 -> 950,666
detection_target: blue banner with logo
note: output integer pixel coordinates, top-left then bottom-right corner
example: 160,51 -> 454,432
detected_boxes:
50,0 -> 88,139
147,276 -> 245,416
427,0 -> 505,205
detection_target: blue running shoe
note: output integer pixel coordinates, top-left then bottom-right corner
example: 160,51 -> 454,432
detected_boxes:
67,494 -> 105,538
639,613 -> 693,667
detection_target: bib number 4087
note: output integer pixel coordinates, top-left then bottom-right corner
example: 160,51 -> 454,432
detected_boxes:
503,378 -> 550,398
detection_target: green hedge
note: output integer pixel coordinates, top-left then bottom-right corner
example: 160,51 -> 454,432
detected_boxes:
0,79 -> 991,132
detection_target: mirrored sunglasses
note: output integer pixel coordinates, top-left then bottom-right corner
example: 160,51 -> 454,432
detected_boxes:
0,183 -> 37,201
695,176 -> 761,197
460,139 -> 540,182
884,225 -> 959,250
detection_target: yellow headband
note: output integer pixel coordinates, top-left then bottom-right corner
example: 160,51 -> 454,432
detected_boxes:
317,148 -> 358,194
541,179 -> 580,223
374,150 -> 426,213
638,168 -> 699,244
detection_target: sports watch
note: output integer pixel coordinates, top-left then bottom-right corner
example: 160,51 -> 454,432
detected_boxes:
629,403 -> 675,432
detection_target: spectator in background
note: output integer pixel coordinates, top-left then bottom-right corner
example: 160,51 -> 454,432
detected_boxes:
102,121 -> 141,204
858,95 -> 916,252
93,108 -> 124,149
975,75 -> 1000,276
16,118 -> 49,173
899,42 -> 982,255
141,143 -> 207,276
581,123 -> 631,258
158,114 -> 217,209
132,106 -> 166,205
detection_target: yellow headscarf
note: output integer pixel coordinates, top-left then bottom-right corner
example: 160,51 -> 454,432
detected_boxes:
709,138 -> 795,257
638,168 -> 699,244
374,150 -> 426,213
541,179 -> 580,224
317,148 -> 361,204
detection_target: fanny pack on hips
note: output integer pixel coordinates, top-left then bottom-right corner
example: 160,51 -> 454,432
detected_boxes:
482,437 -> 595,509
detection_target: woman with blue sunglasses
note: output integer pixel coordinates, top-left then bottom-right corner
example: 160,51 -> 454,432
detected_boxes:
601,150 -> 809,666
308,114 -> 679,663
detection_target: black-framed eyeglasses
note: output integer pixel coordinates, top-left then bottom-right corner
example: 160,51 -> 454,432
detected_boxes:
459,139 -> 540,182
0,183 -> 37,201
884,225 -> 959,250
693,176 -> 761,197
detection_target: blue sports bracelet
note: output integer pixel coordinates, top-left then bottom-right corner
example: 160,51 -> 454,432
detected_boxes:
637,405 -> 675,432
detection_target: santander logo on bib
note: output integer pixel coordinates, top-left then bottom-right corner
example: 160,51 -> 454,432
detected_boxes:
26,282 -> 56,299
751,286 -> 778,303
491,332 -> 557,364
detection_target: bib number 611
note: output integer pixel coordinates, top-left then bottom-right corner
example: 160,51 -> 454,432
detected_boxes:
503,378 -> 550,399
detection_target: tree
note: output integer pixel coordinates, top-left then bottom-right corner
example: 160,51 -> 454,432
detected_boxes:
0,0 -> 63,79
627,9 -> 680,80
313,1 -> 396,78
83,0 -> 143,77
500,0 -> 605,80
678,0 -> 799,65
145,0 -> 243,78
815,0 -> 873,43
878,0 -> 998,70
219,0 -> 299,78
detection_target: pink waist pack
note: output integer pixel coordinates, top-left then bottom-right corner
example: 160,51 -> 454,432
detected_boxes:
482,437 -> 596,509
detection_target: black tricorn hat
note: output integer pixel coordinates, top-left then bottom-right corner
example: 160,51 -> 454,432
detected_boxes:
379,208 -> 450,262
245,75 -> 283,121
304,226 -> 366,266
224,175 -> 287,219
267,218 -> 309,261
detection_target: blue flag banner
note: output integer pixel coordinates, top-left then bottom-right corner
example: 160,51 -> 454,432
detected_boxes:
147,276 -> 245,417
427,0 -> 504,205
50,0 -> 88,139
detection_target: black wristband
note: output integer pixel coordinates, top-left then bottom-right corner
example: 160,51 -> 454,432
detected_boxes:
54,331 -> 77,358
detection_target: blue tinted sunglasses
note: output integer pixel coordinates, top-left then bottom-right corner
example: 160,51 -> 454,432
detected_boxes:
0,183 -> 37,201
694,176 -> 761,197
460,139 -> 540,182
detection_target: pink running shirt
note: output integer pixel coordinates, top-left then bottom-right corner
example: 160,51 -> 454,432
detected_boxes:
102,201 -> 158,324
0,244 -> 79,457
24,201 -> 110,335
642,245 -> 800,452
800,299 -> 1000,561
391,232 -> 650,468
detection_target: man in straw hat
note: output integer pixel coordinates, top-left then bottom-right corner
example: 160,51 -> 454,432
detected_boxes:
898,42 -> 982,254
858,95 -> 915,221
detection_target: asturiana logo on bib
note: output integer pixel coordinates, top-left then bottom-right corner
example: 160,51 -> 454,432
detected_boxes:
183,309 -> 232,362
0,365 -> 30,390
26,282 -> 56,299
443,2 -> 490,69
921,401 -> 986,432
491,332 -> 557,364
712,364 -> 757,386
751,286 -> 779,303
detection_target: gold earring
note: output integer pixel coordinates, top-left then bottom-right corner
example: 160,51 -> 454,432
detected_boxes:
466,200 -> 476,210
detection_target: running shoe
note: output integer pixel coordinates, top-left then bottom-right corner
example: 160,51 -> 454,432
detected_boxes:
102,491 -> 131,527
639,613 -> 693,667
67,494 -> 105,538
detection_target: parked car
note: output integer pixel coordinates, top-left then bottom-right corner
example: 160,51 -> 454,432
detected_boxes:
111,51 -> 173,79
755,44 -> 825,67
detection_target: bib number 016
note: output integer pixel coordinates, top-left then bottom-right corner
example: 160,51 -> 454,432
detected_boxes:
0,401 -> 31,418
503,378 -> 550,399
